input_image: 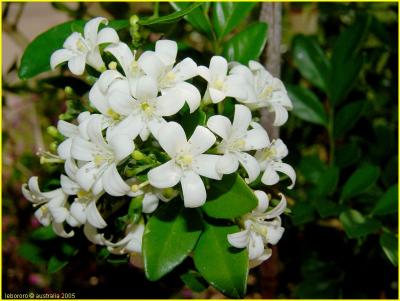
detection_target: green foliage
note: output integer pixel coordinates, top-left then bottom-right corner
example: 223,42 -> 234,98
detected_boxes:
170,2 -> 212,35
380,231 -> 398,267
193,220 -> 248,298
143,200 -> 202,281
180,270 -> 209,292
341,164 -> 380,201
222,22 -> 268,64
372,185 -> 398,216
139,3 -> 202,25
30,225 -> 57,240
339,209 -> 381,238
287,85 -> 328,126
334,101 -> 365,138
47,256 -> 69,273
202,173 -> 258,219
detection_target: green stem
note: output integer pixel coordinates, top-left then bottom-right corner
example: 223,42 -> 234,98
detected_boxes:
153,2 -> 159,17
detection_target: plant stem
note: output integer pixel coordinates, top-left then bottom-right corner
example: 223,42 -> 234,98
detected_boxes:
153,2 -> 159,18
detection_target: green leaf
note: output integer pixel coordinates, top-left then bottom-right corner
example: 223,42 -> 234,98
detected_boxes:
170,2 -> 212,35
298,155 -> 327,184
287,85 -> 328,127
202,173 -> 258,219
30,226 -> 57,240
143,200 -> 203,281
313,199 -> 345,218
292,35 -> 330,91
339,209 -> 381,238
18,20 -> 128,80
341,164 -> 380,201
212,2 -> 256,38
18,243 -> 46,265
139,2 -> 202,25
222,22 -> 268,64
180,270 -> 209,292
329,16 -> 371,105
193,221 -> 248,298
334,100 -> 365,138
373,184 -> 398,216
334,142 -> 361,168
181,108 -> 207,137
48,256 -> 69,273
380,232 -> 398,266
291,202 -> 316,225
315,166 -> 339,197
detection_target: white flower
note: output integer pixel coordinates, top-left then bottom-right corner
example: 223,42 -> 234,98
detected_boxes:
231,61 -> 292,126
22,177 -> 74,238
148,122 -> 222,208
255,138 -> 296,189
50,17 -> 119,75
70,115 -> 134,196
207,104 -> 269,183
106,75 -> 185,141
138,40 -> 200,112
198,56 -> 247,103
107,222 -> 145,255
60,159 -> 107,228
56,112 -> 91,159
227,191 -> 286,268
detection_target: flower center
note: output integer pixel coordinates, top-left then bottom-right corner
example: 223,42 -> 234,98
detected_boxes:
140,101 -> 154,116
94,152 -> 114,166
76,39 -> 88,52
250,222 -> 268,237
106,108 -> 121,121
259,85 -> 274,100
77,189 -> 91,199
260,146 -> 277,161
175,154 -> 193,169
212,79 -> 225,90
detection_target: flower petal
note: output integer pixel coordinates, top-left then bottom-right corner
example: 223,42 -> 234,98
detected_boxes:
108,134 -> 134,162
273,162 -> 296,189
207,115 -> 232,140
242,128 -> 269,151
227,230 -> 250,248
261,163 -> 280,186
97,27 -> 119,45
197,66 -> 211,82
105,42 -> 135,76
235,152 -> 260,183
138,51 -> 164,79
232,104 -> 252,135
70,201 -> 87,224
192,154 -> 222,180
169,82 -> 201,113
188,126 -> 216,156
64,158 -> 79,180
57,138 -> 72,160
76,161 -> 103,192
87,115 -> 108,149
88,83 -> 109,115
102,164 -> 130,196
148,161 -> 182,188
249,248 -> 272,268
60,174 -> 80,195
57,120 -> 78,138
71,137 -> 96,161
155,91 -> 185,116
86,48 -> 105,71
84,17 -> 107,46
267,224 -> 284,245
34,207 -> 51,226
68,54 -> 86,75
157,122 -> 187,157
136,75 -> 158,101
155,39 -> 177,66
142,193 -> 160,214
209,88 -> 226,103
106,114 -> 142,141
248,232 -> 265,260
172,57 -> 197,81
52,222 -> 74,238
216,153 -> 239,174
48,206 -> 68,224
83,223 -> 107,245
147,117 -> 166,139
50,49 -> 75,69
271,103 -> 288,126
253,190 -> 269,213
181,170 -> 206,208
86,200 -> 107,229
209,56 -> 227,79
265,193 -> 287,219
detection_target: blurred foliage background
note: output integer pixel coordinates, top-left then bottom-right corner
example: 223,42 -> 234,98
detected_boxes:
2,2 -> 398,299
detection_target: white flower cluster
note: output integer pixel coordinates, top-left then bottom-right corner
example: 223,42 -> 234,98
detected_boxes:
22,17 -> 295,267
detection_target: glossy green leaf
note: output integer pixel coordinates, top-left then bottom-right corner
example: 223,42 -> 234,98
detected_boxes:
143,200 -> 203,281
339,209 -> 381,238
334,100 -> 365,138
180,270 -> 209,292
18,19 -> 128,79
222,22 -> 268,64
292,35 -> 330,91
30,226 -> 57,240
341,164 -> 380,201
202,173 -> 258,219
380,232 -> 398,266
48,256 -> 69,273
18,243 -> 46,265
287,85 -> 328,127
315,166 -> 339,197
334,142 -> 361,168
212,2 -> 256,38
139,2 -> 202,25
193,221 -> 248,298
330,55 -> 364,106
329,16 -> 371,105
170,2 -> 212,35
373,184 -> 398,216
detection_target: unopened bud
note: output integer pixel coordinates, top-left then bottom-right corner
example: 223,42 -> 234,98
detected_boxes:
132,150 -> 145,161
108,61 -> 118,70
130,15 -> 139,26
49,142 -> 58,152
47,126 -> 58,138
64,86 -> 74,96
